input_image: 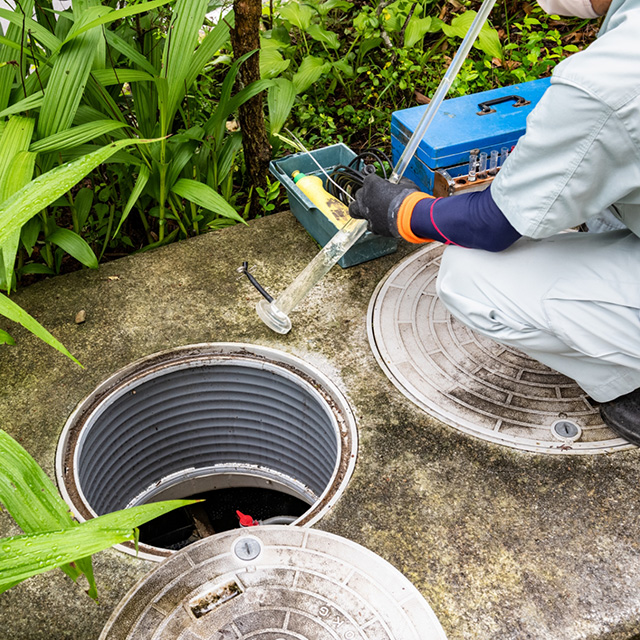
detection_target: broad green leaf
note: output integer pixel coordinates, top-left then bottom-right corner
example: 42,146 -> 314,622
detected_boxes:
47,228 -> 99,269
292,56 -> 331,93
0,329 -> 14,344
185,11 -> 233,90
84,75 -> 128,128
270,25 -> 291,45
0,117 -> 35,190
0,427 -> 90,586
74,187 -> 94,230
404,16 -> 433,48
61,0 -> 173,47
332,59 -> 354,78
0,152 -> 37,294
113,165 -> 150,237
359,37 -> 383,58
37,22 -> 102,139
382,0 -> 406,32
478,24 -> 503,60
0,292 -> 81,365
0,0 -> 35,112
0,430 -> 82,538
30,120 -> 129,153
20,217 -> 41,257
18,264 -> 54,276
162,0 -> 210,129
278,2 -> 314,30
166,140 -> 198,188
224,79 -> 274,125
60,144 -> 145,167
0,121 -> 36,295
317,0 -> 353,15
2,230 -> 20,295
103,30 -> 158,76
268,78 -> 296,135
0,527 -> 135,593
0,138 -> 155,249
0,9 -> 62,53
0,93 -> 43,121
215,133 -> 242,188
82,500 -> 199,533
442,11 -> 502,59
171,179 -> 245,223
0,499 -> 196,593
307,24 -> 340,49
259,38 -> 290,79
203,50 -> 256,142
91,69 -> 157,87
442,11 -> 477,38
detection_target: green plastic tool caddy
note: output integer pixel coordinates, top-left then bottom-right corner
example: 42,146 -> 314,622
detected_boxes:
269,143 -> 398,268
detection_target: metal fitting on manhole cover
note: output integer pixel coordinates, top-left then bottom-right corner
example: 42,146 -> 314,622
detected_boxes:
56,344 -> 357,561
551,420 -> 582,442
233,535 -> 262,561
99,526 -> 448,640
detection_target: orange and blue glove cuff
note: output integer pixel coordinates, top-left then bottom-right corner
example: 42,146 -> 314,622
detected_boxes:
398,186 -> 521,252
397,192 -> 435,244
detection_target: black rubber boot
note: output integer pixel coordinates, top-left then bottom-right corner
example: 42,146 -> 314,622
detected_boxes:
599,388 -> 640,446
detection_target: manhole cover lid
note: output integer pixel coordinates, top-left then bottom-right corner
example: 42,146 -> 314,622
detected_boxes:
368,244 -> 631,455
100,525 -> 447,640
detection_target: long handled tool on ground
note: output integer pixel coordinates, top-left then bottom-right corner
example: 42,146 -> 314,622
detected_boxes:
257,0 -> 498,334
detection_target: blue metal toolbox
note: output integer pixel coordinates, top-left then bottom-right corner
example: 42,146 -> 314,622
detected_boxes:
269,143 -> 398,268
391,78 -> 551,194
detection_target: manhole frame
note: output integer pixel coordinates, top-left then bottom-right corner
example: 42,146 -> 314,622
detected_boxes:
56,343 -> 358,561
367,245 -> 634,455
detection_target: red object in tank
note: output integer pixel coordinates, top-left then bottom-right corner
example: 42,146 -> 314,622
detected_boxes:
236,510 -> 259,527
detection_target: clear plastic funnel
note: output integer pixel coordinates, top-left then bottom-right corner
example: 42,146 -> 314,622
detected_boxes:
256,217 -> 368,333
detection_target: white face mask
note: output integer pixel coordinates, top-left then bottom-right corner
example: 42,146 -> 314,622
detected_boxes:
537,0 -> 599,18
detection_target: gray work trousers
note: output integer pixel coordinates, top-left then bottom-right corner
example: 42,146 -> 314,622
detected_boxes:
436,230 -> 640,402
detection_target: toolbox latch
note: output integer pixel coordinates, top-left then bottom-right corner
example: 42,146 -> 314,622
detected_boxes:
476,94 -> 531,116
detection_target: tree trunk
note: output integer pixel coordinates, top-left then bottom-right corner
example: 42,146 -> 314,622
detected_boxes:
230,0 -> 271,218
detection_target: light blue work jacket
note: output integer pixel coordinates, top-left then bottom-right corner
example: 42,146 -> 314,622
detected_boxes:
492,0 -> 640,238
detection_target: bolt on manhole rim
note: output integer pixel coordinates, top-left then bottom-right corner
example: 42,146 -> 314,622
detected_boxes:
56,343 -> 358,561
367,244 -> 633,455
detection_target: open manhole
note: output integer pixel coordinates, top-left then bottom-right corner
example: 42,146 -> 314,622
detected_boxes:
100,526 -> 448,640
56,344 -> 357,560
368,245 -> 633,455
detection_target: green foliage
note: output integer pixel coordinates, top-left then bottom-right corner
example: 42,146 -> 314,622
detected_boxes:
500,7 -> 587,83
0,0 -> 598,296
0,429 -> 195,597
261,0 -> 507,148
0,0 -> 268,288
441,10 -> 503,59
261,0 -> 596,150
256,177 -> 282,215
0,114 -> 154,361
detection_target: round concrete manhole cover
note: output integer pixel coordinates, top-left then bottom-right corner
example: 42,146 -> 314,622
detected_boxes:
100,526 -> 448,640
368,244 -> 632,454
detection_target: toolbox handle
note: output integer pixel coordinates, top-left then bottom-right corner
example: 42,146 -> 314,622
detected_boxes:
476,94 -> 531,116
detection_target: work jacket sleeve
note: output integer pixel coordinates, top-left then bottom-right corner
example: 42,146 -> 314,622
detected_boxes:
490,79 -> 640,239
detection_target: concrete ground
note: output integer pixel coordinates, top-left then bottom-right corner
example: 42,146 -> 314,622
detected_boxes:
1,211 -> 640,640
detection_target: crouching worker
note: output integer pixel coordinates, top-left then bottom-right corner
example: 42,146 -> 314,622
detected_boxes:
349,0 -> 640,444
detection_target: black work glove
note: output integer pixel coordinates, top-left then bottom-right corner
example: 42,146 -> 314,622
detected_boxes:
349,173 -> 420,237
